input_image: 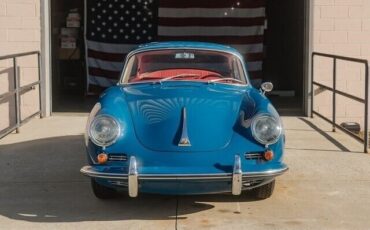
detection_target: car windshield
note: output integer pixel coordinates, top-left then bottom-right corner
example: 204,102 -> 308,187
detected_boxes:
121,49 -> 247,84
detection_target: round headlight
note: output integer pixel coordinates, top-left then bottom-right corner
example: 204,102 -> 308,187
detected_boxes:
251,114 -> 282,145
89,115 -> 120,147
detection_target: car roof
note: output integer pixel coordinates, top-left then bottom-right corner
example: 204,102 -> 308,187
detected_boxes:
133,41 -> 243,58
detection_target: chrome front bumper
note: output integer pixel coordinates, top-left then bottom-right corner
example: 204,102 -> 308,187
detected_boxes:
80,155 -> 288,197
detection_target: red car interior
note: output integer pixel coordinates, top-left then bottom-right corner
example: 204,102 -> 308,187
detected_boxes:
130,69 -> 224,83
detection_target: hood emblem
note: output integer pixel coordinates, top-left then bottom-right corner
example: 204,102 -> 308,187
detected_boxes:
178,107 -> 191,147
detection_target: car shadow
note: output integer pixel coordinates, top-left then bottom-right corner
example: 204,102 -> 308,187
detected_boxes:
0,135 -> 260,223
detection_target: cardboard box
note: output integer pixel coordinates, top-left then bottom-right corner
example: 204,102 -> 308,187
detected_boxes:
61,27 -> 78,37
59,48 -> 80,60
66,19 -> 80,28
61,37 -> 76,49
67,12 -> 81,20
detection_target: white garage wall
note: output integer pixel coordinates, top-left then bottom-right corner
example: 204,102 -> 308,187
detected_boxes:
0,0 -> 42,132
313,0 -> 370,130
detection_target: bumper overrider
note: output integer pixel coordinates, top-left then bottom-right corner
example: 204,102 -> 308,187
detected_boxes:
80,155 -> 288,197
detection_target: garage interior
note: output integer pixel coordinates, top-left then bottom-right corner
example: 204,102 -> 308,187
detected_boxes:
50,0 -> 306,115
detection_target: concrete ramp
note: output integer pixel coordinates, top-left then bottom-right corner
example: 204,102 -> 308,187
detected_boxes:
0,116 -> 369,229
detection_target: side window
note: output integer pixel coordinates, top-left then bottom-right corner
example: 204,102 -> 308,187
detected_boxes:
121,56 -> 137,83
232,58 -> 240,80
236,59 -> 247,83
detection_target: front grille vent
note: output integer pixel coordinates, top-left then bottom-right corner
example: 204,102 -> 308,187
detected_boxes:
243,179 -> 264,188
108,154 -> 128,161
244,152 -> 263,160
108,180 -> 128,186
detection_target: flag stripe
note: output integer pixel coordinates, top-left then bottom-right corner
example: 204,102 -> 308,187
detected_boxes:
157,35 -> 264,44
88,58 -> 124,72
88,49 -> 126,62
88,75 -> 118,87
159,0 -> 266,8
87,41 -> 138,54
158,26 -> 264,36
88,49 -> 264,63
88,40 -> 264,55
89,67 -> 121,80
158,8 -> 265,18
158,17 -> 265,27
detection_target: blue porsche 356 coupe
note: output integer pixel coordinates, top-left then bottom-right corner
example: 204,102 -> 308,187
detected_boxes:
81,41 -> 288,199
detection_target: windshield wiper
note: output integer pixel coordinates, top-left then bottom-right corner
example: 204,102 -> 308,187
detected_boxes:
159,73 -> 201,83
208,78 -> 244,84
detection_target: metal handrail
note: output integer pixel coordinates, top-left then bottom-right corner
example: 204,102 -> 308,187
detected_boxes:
0,51 -> 42,139
311,52 -> 369,153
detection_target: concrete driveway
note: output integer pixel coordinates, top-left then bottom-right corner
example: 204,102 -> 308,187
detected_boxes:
0,115 -> 369,230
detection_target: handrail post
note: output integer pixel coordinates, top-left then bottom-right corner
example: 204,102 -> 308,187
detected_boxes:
311,53 -> 314,118
37,52 -> 43,118
332,58 -> 336,132
364,62 -> 369,153
13,57 -> 21,133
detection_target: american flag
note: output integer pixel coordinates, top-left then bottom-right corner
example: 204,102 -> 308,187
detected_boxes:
85,0 -> 266,93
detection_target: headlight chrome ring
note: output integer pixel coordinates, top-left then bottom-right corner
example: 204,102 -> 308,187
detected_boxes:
251,114 -> 282,146
89,114 -> 121,147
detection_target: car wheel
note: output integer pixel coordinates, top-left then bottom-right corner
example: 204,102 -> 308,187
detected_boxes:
253,180 -> 275,199
91,179 -> 117,199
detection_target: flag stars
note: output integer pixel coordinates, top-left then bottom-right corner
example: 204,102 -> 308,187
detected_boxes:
88,0 -> 156,42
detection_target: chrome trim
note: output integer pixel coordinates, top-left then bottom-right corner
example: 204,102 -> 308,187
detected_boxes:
108,154 -> 127,161
232,155 -> 242,195
118,47 -> 250,85
88,114 -> 121,148
80,166 -> 288,180
245,152 -> 263,160
243,178 -> 275,190
128,156 -> 138,197
178,107 -> 191,147
251,114 -> 282,146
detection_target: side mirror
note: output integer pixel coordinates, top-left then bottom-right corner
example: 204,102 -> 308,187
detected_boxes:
260,82 -> 273,95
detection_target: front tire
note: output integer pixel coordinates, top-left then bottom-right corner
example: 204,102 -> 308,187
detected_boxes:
91,179 -> 117,199
252,180 -> 275,199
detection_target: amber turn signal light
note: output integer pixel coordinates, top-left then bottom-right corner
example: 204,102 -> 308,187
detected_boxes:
264,150 -> 274,161
97,153 -> 108,164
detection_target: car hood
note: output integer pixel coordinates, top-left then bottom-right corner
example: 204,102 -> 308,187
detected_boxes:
123,82 -> 251,152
